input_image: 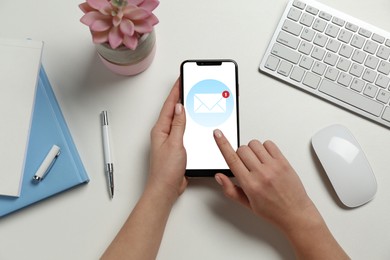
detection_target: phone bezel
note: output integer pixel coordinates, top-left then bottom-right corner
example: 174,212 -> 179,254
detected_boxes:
180,59 -> 240,177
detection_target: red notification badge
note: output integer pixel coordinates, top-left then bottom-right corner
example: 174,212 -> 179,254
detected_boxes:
222,90 -> 230,98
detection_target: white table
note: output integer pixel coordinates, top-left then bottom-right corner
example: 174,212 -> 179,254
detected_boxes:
1,0 -> 390,259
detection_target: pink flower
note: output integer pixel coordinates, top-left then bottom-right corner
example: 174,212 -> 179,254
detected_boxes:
79,0 -> 159,50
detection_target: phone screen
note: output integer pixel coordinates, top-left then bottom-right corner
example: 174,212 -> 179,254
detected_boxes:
180,60 -> 239,176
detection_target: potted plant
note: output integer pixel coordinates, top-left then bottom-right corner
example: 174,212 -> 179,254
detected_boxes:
79,0 -> 159,75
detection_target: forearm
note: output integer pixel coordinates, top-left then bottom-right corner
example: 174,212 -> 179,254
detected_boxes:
282,206 -> 349,260
101,185 -> 176,260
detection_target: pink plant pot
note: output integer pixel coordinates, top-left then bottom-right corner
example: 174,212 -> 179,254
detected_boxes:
96,30 -> 156,76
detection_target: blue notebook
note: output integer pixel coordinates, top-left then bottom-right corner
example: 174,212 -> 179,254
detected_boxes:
0,67 -> 89,217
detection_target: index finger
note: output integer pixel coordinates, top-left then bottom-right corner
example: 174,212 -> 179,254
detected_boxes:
213,129 -> 249,181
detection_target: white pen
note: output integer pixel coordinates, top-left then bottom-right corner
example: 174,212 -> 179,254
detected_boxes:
33,145 -> 61,183
101,111 -> 114,198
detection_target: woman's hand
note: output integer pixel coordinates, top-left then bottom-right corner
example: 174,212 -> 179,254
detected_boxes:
147,79 -> 188,202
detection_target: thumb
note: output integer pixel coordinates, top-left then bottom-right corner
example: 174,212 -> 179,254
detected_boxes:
215,173 -> 251,209
169,103 -> 186,142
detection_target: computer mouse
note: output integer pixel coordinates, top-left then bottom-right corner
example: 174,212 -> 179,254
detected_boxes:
311,124 -> 377,208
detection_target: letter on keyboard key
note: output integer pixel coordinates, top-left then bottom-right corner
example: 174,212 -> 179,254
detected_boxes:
363,84 -> 378,98
364,41 -> 378,54
319,80 -> 383,116
377,90 -> 390,104
313,18 -> 327,32
303,72 -> 321,89
378,60 -> 390,75
271,43 -> 301,64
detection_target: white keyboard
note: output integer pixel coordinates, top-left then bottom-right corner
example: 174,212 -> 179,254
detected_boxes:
259,0 -> 390,128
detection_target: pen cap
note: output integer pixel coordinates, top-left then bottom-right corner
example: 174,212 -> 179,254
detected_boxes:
33,145 -> 61,181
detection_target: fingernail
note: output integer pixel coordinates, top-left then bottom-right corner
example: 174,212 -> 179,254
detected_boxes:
215,175 -> 223,186
175,103 -> 183,115
213,129 -> 223,138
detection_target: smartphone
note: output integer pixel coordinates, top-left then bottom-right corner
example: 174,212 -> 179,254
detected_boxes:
180,60 -> 239,177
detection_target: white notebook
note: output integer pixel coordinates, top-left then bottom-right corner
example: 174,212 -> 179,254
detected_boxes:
0,38 -> 43,197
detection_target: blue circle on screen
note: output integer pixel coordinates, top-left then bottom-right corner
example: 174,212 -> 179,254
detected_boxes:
186,79 -> 234,127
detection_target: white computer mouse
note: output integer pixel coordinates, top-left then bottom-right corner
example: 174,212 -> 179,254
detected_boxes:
311,124 -> 377,208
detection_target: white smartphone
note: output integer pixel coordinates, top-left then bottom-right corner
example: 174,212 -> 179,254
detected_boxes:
180,60 -> 240,177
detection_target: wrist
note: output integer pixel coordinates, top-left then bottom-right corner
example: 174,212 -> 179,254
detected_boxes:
144,178 -> 181,205
280,202 -> 325,236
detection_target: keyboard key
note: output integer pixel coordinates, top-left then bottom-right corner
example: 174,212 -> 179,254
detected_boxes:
375,74 -> 390,88
351,35 -> 365,49
312,61 -> 327,75
350,63 -> 364,77
303,72 -> 321,89
311,46 -> 325,60
378,60 -> 390,75
365,55 -> 379,70
345,22 -> 358,32
298,41 -> 313,54
325,24 -> 340,38
288,7 -> 302,21
332,16 -> 345,27
358,28 -> 372,38
278,60 -> 293,76
364,84 -> 378,98
290,66 -> 305,82
277,31 -> 301,49
336,57 -> 351,71
313,18 -> 327,32
377,89 -> 390,104
362,68 -> 377,83
339,44 -> 353,58
319,80 -> 384,116
271,43 -> 301,64
338,29 -> 353,43
325,67 -> 339,81
352,49 -> 366,63
326,39 -> 341,52
386,39 -> 390,48
306,5 -> 319,15
376,46 -> 390,60
300,56 -> 314,69
293,0 -> 306,10
301,27 -> 316,41
372,33 -> 385,44
264,55 -> 280,71
383,107 -> 390,122
319,11 -> 332,21
351,78 -> 365,92
363,40 -> 379,54
337,72 -> 352,87
300,13 -> 315,27
324,52 -> 338,66
314,34 -> 328,47
282,19 -> 303,36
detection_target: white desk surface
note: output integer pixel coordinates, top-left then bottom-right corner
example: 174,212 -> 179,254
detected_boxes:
1,0 -> 390,259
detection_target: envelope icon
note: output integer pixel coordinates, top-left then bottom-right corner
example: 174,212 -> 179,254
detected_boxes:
194,94 -> 226,113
